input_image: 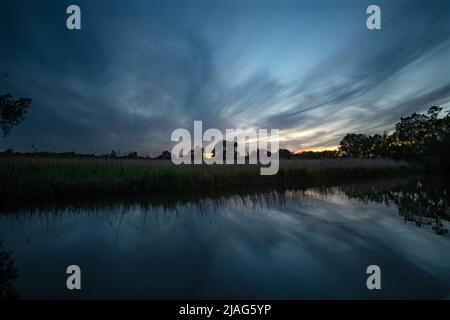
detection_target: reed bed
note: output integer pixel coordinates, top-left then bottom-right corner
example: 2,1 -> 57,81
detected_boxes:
0,157 -> 414,202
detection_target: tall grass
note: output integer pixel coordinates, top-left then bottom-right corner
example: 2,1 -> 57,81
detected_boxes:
0,157 -> 415,202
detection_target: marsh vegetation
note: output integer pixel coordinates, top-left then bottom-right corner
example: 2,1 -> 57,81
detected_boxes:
0,157 -> 413,202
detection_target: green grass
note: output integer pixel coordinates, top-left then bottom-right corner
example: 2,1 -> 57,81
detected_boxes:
0,157 -> 416,202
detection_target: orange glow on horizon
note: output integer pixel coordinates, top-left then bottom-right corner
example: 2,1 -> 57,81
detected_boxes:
290,145 -> 339,154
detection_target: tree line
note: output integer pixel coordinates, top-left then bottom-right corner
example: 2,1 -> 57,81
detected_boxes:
338,106 -> 450,170
1,91 -> 449,170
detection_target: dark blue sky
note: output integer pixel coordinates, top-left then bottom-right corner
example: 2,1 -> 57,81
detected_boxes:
1,0 -> 449,155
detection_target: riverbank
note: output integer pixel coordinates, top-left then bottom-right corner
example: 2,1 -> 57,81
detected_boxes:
0,157 -> 415,202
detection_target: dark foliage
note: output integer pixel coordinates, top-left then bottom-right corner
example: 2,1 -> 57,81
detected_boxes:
0,93 -> 31,137
155,150 -> 171,160
0,242 -> 19,300
338,106 -> 450,171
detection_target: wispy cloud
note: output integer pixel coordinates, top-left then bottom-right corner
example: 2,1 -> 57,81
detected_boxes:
0,0 -> 449,154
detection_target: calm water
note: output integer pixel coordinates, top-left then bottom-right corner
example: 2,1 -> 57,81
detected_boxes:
1,180 -> 449,299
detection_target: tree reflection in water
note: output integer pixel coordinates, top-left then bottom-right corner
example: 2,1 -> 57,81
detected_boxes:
338,179 -> 449,235
0,178 -> 448,239
0,242 -> 18,300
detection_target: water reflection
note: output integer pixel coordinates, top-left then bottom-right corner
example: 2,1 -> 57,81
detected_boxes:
337,179 -> 449,235
0,242 -> 19,300
0,178 -> 449,299
3,178 -> 448,236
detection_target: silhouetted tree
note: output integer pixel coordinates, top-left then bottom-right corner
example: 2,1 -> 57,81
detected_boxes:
127,151 -> 138,159
339,133 -> 373,157
338,106 -> 450,171
0,93 -> 31,137
390,106 -> 449,160
156,150 -> 171,160
278,149 -> 292,159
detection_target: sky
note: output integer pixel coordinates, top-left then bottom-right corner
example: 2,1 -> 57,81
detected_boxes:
1,0 -> 449,156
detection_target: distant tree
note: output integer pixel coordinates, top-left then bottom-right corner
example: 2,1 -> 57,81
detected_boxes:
390,106 -> 448,160
156,150 -> 171,160
338,106 -> 450,171
338,133 -> 372,157
0,93 -> 31,137
278,149 -> 292,159
371,133 -> 391,158
127,151 -> 138,159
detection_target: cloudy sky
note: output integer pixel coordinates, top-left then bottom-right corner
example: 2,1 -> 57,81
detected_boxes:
1,0 -> 449,156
